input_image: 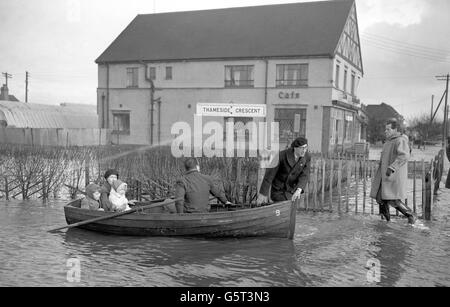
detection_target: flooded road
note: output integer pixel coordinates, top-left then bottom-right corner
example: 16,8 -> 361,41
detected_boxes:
0,147 -> 449,287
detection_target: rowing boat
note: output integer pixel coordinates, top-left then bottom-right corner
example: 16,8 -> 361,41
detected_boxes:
63,199 -> 297,238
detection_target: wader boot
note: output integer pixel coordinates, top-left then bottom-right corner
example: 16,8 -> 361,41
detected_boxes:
380,202 -> 391,221
393,201 -> 416,224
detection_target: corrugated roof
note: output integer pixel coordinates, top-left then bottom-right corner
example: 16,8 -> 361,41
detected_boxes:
96,0 -> 353,63
0,100 -> 98,129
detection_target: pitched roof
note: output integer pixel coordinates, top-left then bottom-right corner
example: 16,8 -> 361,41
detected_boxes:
366,103 -> 404,121
96,0 -> 354,63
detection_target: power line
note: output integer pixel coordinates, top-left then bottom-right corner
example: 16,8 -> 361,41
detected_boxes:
362,39 -> 450,63
362,36 -> 450,60
362,32 -> 450,55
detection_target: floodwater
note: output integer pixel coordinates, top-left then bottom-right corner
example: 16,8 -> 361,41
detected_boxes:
0,147 -> 449,287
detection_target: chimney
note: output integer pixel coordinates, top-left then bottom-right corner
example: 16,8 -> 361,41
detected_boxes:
0,84 -> 9,101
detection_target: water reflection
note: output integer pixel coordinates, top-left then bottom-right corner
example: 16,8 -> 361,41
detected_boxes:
370,223 -> 411,287
62,228 -> 308,286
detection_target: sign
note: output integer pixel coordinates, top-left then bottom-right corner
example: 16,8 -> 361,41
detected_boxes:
197,103 -> 266,117
278,91 -> 300,99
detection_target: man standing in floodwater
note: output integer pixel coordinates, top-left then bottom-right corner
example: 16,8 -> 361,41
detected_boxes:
370,118 -> 416,224
257,137 -> 311,204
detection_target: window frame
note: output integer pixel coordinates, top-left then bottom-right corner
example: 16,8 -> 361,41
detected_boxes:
165,66 -> 172,80
149,67 -> 156,80
126,67 -> 139,88
335,64 -> 340,89
276,64 -> 309,88
224,65 -> 255,88
112,111 -> 131,135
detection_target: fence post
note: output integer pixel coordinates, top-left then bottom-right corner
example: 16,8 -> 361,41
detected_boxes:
313,160 -> 318,211
363,154 -> 366,214
85,155 -> 90,187
355,154 -> 358,214
338,157 -> 342,213
5,176 -> 9,200
329,158 -> 334,211
370,162 -> 374,215
346,156 -> 350,213
321,158 -> 325,210
421,159 -> 425,219
413,160 -> 417,214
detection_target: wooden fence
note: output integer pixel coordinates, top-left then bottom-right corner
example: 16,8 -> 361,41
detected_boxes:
0,144 -> 444,222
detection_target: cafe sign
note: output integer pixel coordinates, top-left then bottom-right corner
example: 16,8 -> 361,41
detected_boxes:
197,103 -> 266,117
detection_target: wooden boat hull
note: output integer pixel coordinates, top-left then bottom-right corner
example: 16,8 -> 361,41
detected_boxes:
64,199 -> 296,238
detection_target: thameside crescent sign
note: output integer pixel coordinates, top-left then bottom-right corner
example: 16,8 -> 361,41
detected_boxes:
196,103 -> 266,117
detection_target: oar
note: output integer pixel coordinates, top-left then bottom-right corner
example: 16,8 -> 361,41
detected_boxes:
48,197 -> 182,233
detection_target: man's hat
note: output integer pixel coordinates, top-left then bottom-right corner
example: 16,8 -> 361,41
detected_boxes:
291,137 -> 308,148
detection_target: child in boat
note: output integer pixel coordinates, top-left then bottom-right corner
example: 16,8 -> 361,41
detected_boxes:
109,180 -> 131,212
80,183 -> 104,211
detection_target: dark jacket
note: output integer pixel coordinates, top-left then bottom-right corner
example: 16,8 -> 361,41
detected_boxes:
259,148 -> 311,200
175,170 -> 228,213
99,182 -> 114,211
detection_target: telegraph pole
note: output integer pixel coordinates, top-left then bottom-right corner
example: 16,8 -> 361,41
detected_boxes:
431,95 -> 434,119
25,71 -> 29,103
2,72 -> 12,87
436,74 -> 450,148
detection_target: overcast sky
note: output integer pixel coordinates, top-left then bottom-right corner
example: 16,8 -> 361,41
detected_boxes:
0,0 -> 449,122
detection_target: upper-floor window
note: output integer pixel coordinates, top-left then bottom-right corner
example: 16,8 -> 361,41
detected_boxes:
276,64 -> 308,87
127,67 -> 139,88
343,68 -> 348,93
149,67 -> 156,80
165,66 -> 172,80
351,72 -> 356,95
225,65 -> 254,87
335,64 -> 340,89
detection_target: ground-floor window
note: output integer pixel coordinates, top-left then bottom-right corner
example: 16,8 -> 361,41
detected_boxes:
112,111 -> 130,135
274,108 -> 307,147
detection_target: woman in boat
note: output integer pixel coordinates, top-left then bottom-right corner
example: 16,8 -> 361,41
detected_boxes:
99,169 -> 119,211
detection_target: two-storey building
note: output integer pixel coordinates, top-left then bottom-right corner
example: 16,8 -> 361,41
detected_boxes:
96,0 -> 367,153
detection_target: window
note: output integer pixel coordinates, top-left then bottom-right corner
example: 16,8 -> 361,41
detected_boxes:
275,108 -> 307,147
165,66 -> 172,80
335,64 -> 340,89
343,69 -> 348,93
276,64 -> 308,87
225,65 -> 254,87
344,113 -> 353,142
149,67 -> 156,80
126,68 -> 138,88
112,112 -> 130,135
351,72 -> 356,95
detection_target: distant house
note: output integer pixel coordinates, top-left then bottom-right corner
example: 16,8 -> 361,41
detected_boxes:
96,0 -> 367,153
366,103 -> 405,143
366,103 -> 404,125
0,84 -> 19,102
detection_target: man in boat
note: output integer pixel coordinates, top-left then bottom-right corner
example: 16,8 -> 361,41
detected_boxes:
370,118 -> 415,224
175,158 -> 233,213
257,137 -> 311,204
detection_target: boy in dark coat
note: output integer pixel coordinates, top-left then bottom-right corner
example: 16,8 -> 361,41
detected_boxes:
257,137 -> 311,204
175,158 -> 232,213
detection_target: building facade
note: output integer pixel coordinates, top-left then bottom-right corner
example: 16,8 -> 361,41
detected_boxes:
96,0 -> 367,153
